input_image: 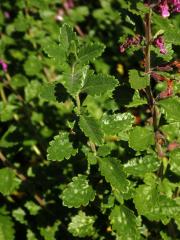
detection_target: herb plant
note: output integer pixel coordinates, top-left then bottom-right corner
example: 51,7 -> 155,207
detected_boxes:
0,0 -> 180,239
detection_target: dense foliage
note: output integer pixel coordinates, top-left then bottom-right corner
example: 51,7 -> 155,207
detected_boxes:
0,0 -> 180,239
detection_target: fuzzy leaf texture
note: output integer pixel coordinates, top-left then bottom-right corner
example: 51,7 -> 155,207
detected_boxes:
77,42 -> 105,63
0,209 -> 15,240
81,73 -> 118,96
129,69 -> 149,90
98,158 -> 130,194
0,168 -> 19,196
129,126 -> 155,151
47,132 -> 77,161
61,175 -> 95,208
68,211 -> 96,238
79,114 -> 104,145
110,205 -> 141,240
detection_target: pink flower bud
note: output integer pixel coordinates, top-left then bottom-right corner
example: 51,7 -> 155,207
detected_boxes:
0,60 -> 8,72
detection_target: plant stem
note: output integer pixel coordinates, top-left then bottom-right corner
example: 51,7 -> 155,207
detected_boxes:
144,10 -> 164,160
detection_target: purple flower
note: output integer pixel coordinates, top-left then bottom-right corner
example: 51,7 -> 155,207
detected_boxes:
63,0 -> 74,10
159,0 -> 170,17
0,60 -> 8,72
153,36 -> 167,54
119,35 -> 143,54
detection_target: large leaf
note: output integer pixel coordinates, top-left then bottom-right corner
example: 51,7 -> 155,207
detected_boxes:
129,69 -> 149,90
61,175 -> 95,208
169,148 -> 180,176
98,158 -> 130,194
124,154 -> 160,177
77,42 -> 105,63
110,205 -> 141,240
68,211 -> 96,238
79,114 -> 104,145
129,126 -> 155,151
81,73 -> 118,96
0,168 -> 20,196
159,97 -> 180,123
0,209 -> 15,240
47,132 -> 77,161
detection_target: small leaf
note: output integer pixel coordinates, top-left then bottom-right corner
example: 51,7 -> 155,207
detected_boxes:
129,69 -> 149,90
23,55 -> 42,76
169,148 -> 180,176
40,83 -> 57,101
110,205 -> 140,239
47,132 -> 77,161
124,154 -> 160,177
40,221 -> 60,240
62,65 -> 88,97
79,114 -> 104,145
81,73 -> 118,96
99,158 -> 130,194
0,208 -> 15,240
159,97 -> 180,123
61,175 -> 95,208
59,24 -> 78,51
43,40 -> 66,65
77,42 -> 105,63
0,168 -> 20,196
129,126 -> 155,151
68,211 -> 96,238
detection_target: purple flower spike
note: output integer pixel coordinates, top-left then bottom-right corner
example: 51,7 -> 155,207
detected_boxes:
0,60 -> 8,72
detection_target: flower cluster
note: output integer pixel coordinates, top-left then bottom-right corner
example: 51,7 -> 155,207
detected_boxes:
145,0 -> 180,17
0,60 -> 8,72
119,35 -> 143,53
153,35 -> 167,54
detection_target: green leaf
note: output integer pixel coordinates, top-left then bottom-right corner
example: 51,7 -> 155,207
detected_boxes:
101,112 -> 134,135
11,74 -> 28,89
169,148 -> 180,176
59,24 -> 77,51
77,42 -> 105,63
124,154 -> 160,177
110,205 -> 140,239
68,211 -> 96,238
129,126 -> 155,151
165,29 -> 180,45
0,168 -> 20,196
134,183 -> 180,221
23,55 -> 42,76
25,80 -> 42,101
159,97 -> 180,123
81,73 -> 118,96
12,208 -> 27,225
129,69 -> 149,90
79,114 -> 104,145
43,40 -> 66,65
47,132 -> 77,161
61,175 -> 95,208
40,221 -> 60,240
39,82 -> 57,101
126,91 -> 147,108
61,65 -> 88,97
0,209 -> 15,240
99,158 -> 130,194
